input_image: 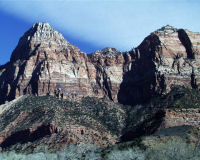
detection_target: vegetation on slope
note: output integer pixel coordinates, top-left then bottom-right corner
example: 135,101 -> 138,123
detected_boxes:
0,95 -> 126,152
0,85 -> 200,159
0,95 -> 126,134
121,85 -> 200,141
0,126 -> 199,160
149,85 -> 200,109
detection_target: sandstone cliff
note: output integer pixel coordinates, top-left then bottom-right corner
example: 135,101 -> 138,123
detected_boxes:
0,23 -> 200,105
118,25 -> 200,105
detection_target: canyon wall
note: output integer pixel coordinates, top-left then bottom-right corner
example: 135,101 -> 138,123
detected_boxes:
0,23 -> 200,105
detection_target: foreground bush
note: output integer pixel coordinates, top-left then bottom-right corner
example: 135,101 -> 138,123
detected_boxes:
145,138 -> 200,160
0,138 -> 199,160
0,144 -> 101,160
105,147 -> 145,160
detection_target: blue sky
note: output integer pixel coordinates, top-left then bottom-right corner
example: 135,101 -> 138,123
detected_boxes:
0,0 -> 200,65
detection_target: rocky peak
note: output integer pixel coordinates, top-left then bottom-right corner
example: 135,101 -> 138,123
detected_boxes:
154,25 -> 178,35
30,22 -> 68,44
88,47 -> 123,67
93,47 -> 121,58
10,22 -> 72,62
19,22 -> 69,46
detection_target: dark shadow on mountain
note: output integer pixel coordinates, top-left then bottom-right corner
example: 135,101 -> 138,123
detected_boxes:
0,62 -> 17,104
24,60 -> 44,95
10,42 -> 40,62
7,61 -> 27,102
178,29 -> 194,59
0,44 -> 41,104
121,109 -> 165,142
118,34 -> 165,106
1,124 -> 58,149
191,70 -> 198,89
0,61 -> 28,104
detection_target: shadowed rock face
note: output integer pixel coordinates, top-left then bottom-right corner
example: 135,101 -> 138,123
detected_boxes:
118,25 -> 200,105
118,34 -> 162,105
0,23 -> 200,105
120,86 -> 200,142
178,29 -> 195,59
1,123 -> 58,149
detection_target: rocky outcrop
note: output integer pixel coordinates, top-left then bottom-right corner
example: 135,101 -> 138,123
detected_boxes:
0,23 -> 200,105
88,48 -> 127,101
0,23 -> 95,104
161,108 -> 200,128
118,25 -> 200,105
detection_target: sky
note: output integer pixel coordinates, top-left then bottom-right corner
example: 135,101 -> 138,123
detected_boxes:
0,0 -> 200,65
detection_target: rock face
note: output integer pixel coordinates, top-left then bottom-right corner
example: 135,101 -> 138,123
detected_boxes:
161,109 -> 200,128
0,23 -> 94,104
0,23 -> 200,105
88,48 -> 126,101
118,25 -> 200,105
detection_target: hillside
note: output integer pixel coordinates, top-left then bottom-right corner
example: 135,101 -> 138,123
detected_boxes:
0,86 -> 199,153
0,95 -> 126,152
121,86 -> 200,141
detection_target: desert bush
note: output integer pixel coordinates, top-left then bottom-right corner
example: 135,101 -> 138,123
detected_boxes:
56,143 -> 101,160
0,144 -> 101,160
0,151 -> 57,160
145,138 -> 200,160
106,147 -> 145,160
0,140 -> 199,160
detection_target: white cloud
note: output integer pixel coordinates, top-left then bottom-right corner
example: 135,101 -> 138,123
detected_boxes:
0,0 -> 199,52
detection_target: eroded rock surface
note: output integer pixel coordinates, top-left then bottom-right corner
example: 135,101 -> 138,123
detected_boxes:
161,109 -> 200,128
0,23 -> 95,104
0,23 -> 200,105
118,25 -> 200,105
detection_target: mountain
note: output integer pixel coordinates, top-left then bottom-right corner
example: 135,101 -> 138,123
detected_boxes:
1,23 -> 200,105
0,23 -> 200,157
118,25 -> 200,105
0,22 -> 93,104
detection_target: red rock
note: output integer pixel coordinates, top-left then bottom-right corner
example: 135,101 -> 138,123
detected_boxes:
0,23 -> 200,105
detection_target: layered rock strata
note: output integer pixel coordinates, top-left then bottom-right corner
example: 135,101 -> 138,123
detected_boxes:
118,25 -> 200,105
0,23 -> 200,105
161,109 -> 200,128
